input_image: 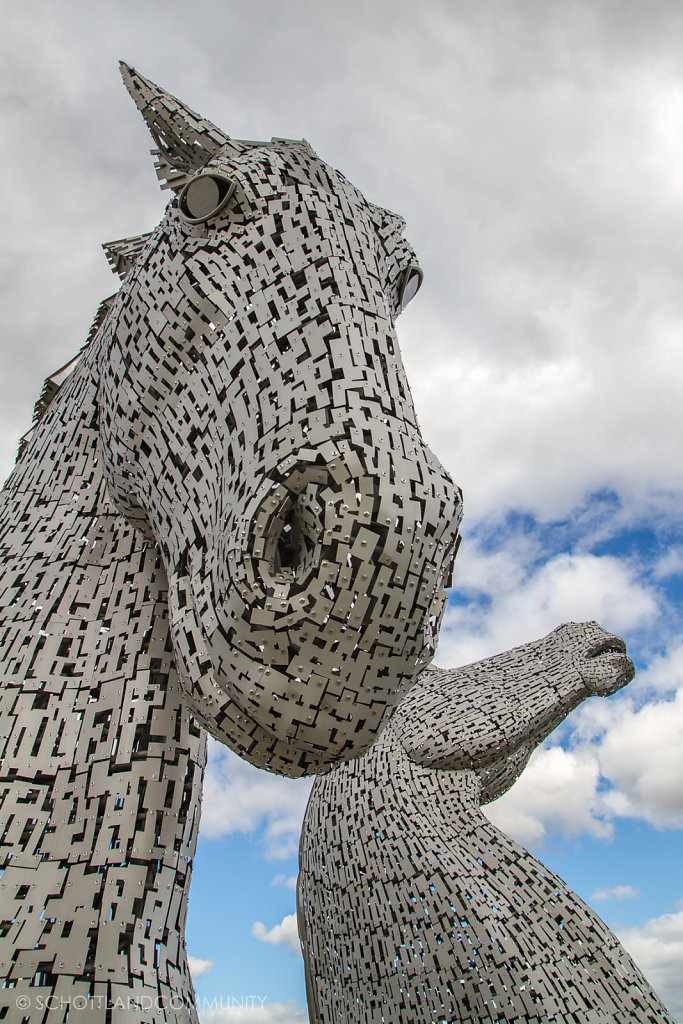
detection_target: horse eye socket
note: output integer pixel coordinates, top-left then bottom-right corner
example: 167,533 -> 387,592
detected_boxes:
398,265 -> 423,309
179,174 -> 236,223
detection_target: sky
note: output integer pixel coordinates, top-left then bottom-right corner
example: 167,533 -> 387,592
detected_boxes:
1,0 -> 682,1020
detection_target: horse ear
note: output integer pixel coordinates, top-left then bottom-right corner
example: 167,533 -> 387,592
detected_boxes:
119,62 -> 243,194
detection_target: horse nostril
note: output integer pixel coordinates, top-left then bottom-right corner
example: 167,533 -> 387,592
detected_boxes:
274,503 -> 304,573
258,484 -> 326,586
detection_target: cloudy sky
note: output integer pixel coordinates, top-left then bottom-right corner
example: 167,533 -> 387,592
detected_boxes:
2,1 -> 682,1020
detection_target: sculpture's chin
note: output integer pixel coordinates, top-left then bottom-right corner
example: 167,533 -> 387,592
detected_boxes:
166,569 -> 397,774
201,606 -> 415,763
198,564 -> 449,764
582,653 -> 635,696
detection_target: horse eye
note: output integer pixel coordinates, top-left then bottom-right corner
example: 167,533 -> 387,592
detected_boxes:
179,174 -> 236,223
398,265 -> 424,309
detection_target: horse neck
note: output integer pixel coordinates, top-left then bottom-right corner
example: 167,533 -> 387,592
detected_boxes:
0,354 -> 204,1013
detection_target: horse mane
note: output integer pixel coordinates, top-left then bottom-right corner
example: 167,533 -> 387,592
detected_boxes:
16,294 -> 116,460
103,232 -> 153,280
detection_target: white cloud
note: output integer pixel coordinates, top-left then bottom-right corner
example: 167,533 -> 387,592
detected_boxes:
484,745 -> 611,847
482,679 -> 683,846
591,884 -> 640,902
628,642 -> 683,697
200,739 -> 312,859
271,874 -> 298,891
188,955 -> 215,979
438,549 -> 658,668
615,900 -> 683,1021
504,554 -> 658,635
653,546 -> 683,580
199,1000 -> 308,1024
3,1 -> 683,532
252,914 -> 301,957
598,688 -> 683,828
396,38 -> 683,525
440,531 -> 541,605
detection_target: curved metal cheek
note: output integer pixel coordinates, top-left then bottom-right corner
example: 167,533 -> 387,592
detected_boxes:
167,569 -> 334,777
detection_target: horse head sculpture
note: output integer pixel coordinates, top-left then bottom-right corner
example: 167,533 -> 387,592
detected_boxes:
95,65 -> 462,775
298,624 -> 674,1023
0,66 -> 461,1015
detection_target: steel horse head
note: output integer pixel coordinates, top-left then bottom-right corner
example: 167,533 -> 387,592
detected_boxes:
96,65 -> 462,776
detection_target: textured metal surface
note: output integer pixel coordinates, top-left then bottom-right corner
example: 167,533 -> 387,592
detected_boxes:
299,623 -> 677,1023
0,65 -> 461,1019
102,63 -> 462,776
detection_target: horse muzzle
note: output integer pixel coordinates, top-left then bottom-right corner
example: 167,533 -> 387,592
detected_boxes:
192,438 -> 461,767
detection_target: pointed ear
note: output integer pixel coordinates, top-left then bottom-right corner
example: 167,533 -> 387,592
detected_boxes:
119,62 -> 244,193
